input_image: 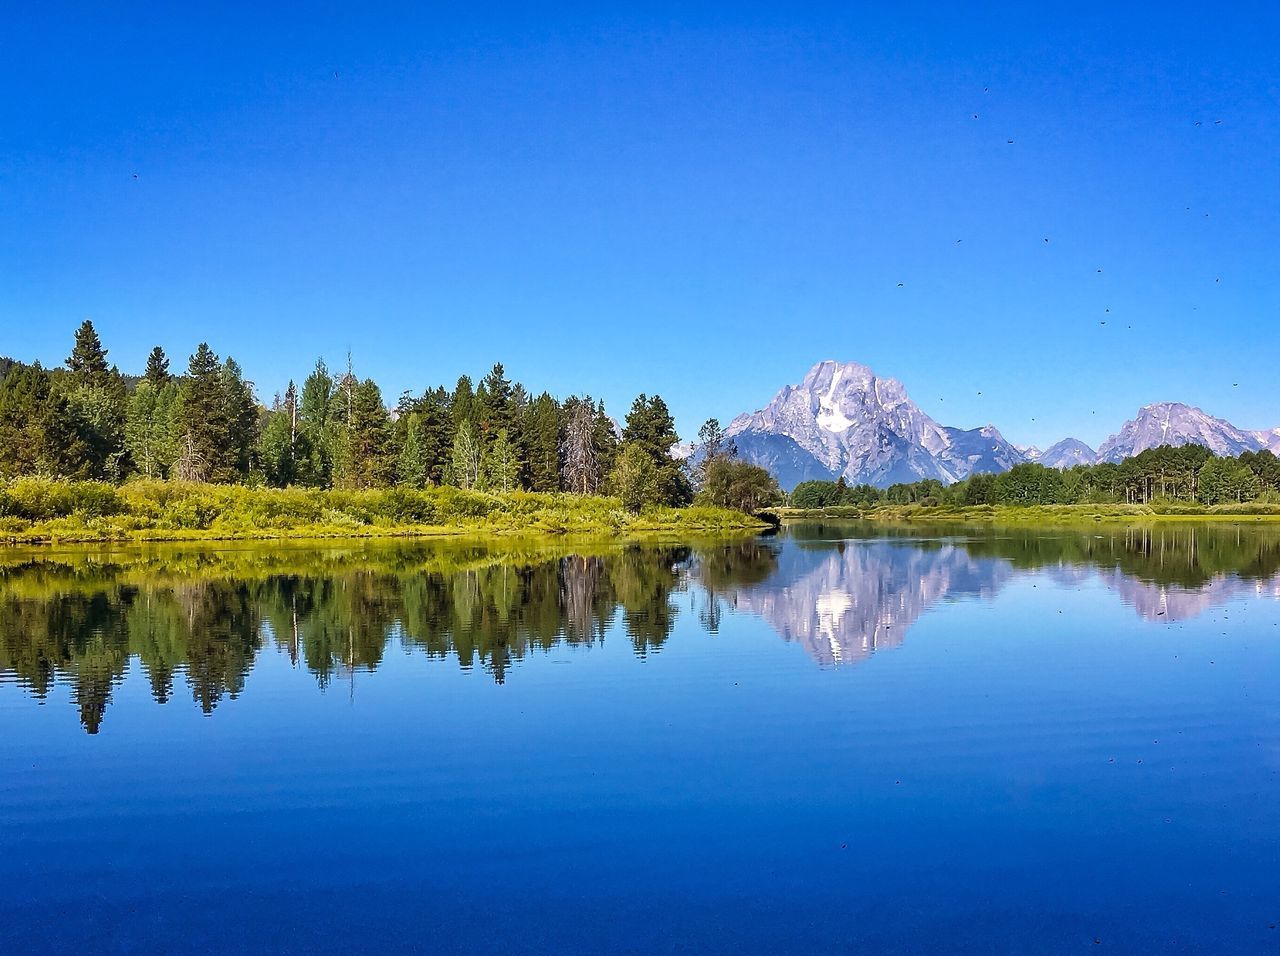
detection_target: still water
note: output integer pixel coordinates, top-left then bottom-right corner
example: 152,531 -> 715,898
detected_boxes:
2,523 -> 1279,952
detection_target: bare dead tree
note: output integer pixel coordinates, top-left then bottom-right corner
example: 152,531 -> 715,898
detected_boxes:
561,396 -> 599,494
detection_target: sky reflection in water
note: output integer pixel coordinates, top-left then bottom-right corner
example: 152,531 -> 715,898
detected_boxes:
2,524 -> 1279,952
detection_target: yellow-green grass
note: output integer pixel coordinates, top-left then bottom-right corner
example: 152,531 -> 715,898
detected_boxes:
0,478 -> 767,545
773,502 -> 1280,527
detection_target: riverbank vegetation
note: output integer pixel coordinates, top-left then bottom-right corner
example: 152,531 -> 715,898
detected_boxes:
775,501 -> 1280,526
0,478 -> 768,544
0,322 -> 781,538
788,443 -> 1280,519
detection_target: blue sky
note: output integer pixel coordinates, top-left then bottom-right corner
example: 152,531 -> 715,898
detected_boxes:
3,3 -> 1278,448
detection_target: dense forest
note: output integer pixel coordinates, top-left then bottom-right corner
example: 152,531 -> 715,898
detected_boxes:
0,322 -> 779,514
792,443 -> 1280,511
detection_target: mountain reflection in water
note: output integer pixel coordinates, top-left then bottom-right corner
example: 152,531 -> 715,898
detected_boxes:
3,523 -> 1280,734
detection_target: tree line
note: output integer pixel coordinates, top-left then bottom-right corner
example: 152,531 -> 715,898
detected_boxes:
791,442 -> 1280,510
0,322 -> 781,512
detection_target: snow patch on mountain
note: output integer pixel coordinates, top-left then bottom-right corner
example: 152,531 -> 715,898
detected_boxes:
1036,438 -> 1097,469
1096,402 -> 1268,463
726,360 -> 1026,488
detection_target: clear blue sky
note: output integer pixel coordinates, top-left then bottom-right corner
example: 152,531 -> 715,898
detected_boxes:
3,3 -> 1278,448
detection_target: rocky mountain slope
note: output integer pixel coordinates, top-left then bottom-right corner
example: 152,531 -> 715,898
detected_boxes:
1095,402 -> 1270,463
723,361 -> 1277,488
725,360 -> 1024,488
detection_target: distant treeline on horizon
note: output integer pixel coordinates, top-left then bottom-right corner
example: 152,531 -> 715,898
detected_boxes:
792,441 -> 1280,510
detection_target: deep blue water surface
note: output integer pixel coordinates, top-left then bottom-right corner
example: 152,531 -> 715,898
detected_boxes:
2,524 -> 1279,952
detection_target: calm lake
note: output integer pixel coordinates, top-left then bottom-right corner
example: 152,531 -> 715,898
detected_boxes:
2,523 -> 1279,953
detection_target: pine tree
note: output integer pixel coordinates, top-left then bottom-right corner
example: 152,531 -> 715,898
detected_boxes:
55,321 -> 128,479
334,379 -> 393,489
222,358 -> 260,479
258,382 -> 301,487
622,394 -> 689,505
418,386 -> 454,484
0,362 -> 52,478
397,413 -> 431,488
298,359 -> 336,486
66,320 -> 109,386
478,363 -> 512,427
451,375 -> 475,430
143,346 -> 170,388
525,392 -> 562,491
40,391 -> 93,479
173,343 -> 231,482
593,400 -> 619,480
480,363 -> 515,436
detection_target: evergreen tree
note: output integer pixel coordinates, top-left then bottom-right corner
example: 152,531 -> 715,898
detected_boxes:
40,391 -> 93,478
143,346 -> 170,388
222,358 -> 260,479
54,321 -> 128,479
524,392 -> 562,492
173,343 -> 231,482
334,379 -> 394,489
397,413 -> 431,488
593,400 -> 619,480
622,393 -> 690,505
0,362 -> 52,478
480,363 -> 515,436
298,359 -> 336,486
450,375 -> 475,429
66,320 -> 109,386
258,382 -> 301,487
418,386 -> 455,484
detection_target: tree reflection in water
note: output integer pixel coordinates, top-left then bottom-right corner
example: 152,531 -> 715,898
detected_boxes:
2,522 -> 1279,733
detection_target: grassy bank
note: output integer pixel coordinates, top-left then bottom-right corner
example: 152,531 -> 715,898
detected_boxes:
772,502 -> 1280,526
0,478 -> 767,544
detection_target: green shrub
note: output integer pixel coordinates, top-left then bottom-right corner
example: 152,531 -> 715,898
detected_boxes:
376,488 -> 439,524
0,478 -> 123,520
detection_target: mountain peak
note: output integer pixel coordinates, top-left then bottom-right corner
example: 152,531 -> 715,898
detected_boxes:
727,360 -> 1025,488
1098,403 -> 1264,463
1037,438 -> 1097,469
723,360 -> 1278,488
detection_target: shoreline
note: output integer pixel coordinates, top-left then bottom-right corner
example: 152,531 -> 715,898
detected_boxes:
769,503 -> 1280,526
0,521 -> 769,547
0,479 -> 768,546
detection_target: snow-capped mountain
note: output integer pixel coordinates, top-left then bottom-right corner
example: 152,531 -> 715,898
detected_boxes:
669,440 -> 696,461
691,537 -> 1013,666
1253,428 -> 1280,454
1096,402 -> 1269,463
722,361 -> 1278,488
1036,438 -> 1097,469
726,360 -> 1026,488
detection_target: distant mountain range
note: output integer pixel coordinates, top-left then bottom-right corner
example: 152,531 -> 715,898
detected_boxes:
724,360 -> 1280,489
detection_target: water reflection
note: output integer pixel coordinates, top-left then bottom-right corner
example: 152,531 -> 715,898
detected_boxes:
696,538 -> 1010,666
3,523 -> 1279,733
